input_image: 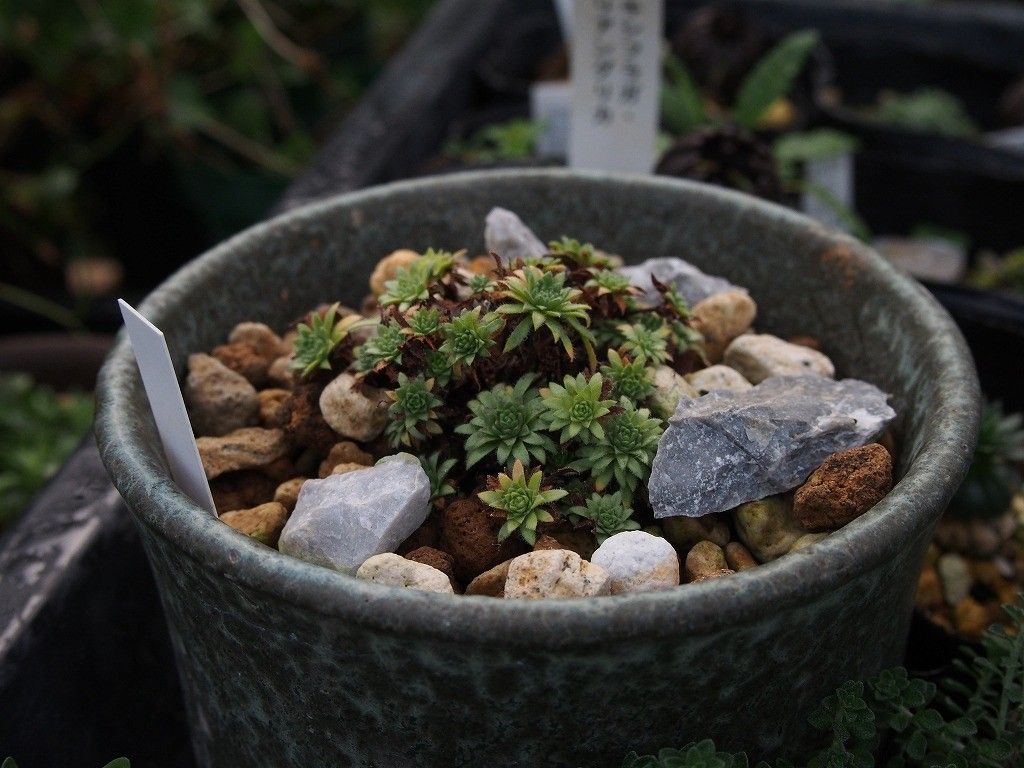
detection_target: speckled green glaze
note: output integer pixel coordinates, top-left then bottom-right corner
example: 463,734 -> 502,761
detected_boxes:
95,170 -> 979,767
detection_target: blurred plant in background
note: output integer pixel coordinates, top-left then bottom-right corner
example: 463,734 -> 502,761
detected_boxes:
0,373 -> 94,530
0,0 -> 435,304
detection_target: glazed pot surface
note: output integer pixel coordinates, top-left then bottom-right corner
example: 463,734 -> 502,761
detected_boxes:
95,170 -> 979,767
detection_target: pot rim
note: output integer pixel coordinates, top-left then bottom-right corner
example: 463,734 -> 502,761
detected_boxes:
95,169 -> 979,647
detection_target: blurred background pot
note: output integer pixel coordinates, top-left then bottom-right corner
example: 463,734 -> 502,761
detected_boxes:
95,170 -> 979,767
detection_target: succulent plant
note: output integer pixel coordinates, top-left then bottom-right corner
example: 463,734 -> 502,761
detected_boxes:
497,265 -> 596,365
379,249 -> 455,311
540,372 -> 615,444
404,307 -> 442,337
478,460 -> 568,545
439,307 -> 504,375
355,320 -> 406,372
586,268 -> 636,300
456,374 -> 556,469
548,236 -> 612,268
291,303 -> 375,377
420,451 -> 458,503
601,349 -> 654,403
572,398 -> 663,498
618,322 -> 671,366
467,273 -> 496,294
569,491 -> 640,543
385,373 -> 443,447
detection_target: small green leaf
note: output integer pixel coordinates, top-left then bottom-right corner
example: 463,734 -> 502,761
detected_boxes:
102,760 -> 131,768
734,30 -> 820,130
661,53 -> 708,134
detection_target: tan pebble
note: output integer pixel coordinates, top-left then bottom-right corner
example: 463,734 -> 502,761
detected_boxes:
690,290 -> 757,362
319,440 -> 374,477
691,568 -> 735,583
953,597 -> 991,638
733,495 -> 808,562
789,533 -> 827,552
184,353 -> 259,436
685,540 -> 728,582
370,249 -> 420,295
267,355 -> 295,388
465,559 -> 513,597
355,553 -> 454,594
467,254 -> 498,275
273,477 -> 306,512
319,373 -> 388,442
685,365 -> 752,395
219,502 -> 289,547
915,567 -> 944,608
258,388 -> 290,428
331,462 -> 368,476
229,322 -> 288,360
197,427 -> 289,480
724,542 -> 758,570
723,333 -> 835,383
212,342 -> 270,388
503,550 -> 611,599
260,456 -> 296,483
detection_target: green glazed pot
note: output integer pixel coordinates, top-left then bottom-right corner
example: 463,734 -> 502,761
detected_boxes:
95,170 -> 979,767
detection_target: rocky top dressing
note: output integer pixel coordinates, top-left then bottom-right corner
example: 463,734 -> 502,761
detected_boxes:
183,208 -> 897,599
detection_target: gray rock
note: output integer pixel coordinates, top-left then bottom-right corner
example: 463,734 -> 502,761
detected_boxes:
279,453 -> 430,574
484,207 -> 546,263
649,375 -> 896,519
619,257 -> 745,307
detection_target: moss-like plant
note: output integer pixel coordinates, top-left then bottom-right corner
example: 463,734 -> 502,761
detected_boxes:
602,349 -> 654,402
548,236 -> 614,268
540,372 -> 615,443
456,374 -> 555,469
497,265 -> 596,365
478,460 -> 567,545
355,320 -> 406,372
379,249 -> 455,311
570,491 -> 640,543
573,399 -> 663,498
385,373 -> 442,448
467,273 -> 497,294
292,303 -> 375,377
439,307 -> 504,376
404,307 -> 442,337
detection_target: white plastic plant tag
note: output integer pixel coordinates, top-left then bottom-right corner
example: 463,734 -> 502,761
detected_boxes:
554,0 -> 573,44
569,0 -> 662,174
118,299 -> 216,515
801,152 -> 855,232
531,80 -> 573,159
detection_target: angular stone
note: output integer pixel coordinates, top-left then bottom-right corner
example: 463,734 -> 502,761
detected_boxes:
591,531 -> 680,594
197,427 -> 289,480
465,559 -> 513,598
793,444 -> 893,531
619,257 -> 745,307
649,375 -> 896,519
724,334 -> 835,384
503,550 -> 611,599
229,322 -> 288,361
690,290 -> 757,362
355,553 -> 454,594
318,372 -> 388,442
686,365 -> 752,396
219,502 -> 289,547
278,453 -> 430,574
733,496 -> 808,562
184,353 -> 259,436
484,207 -> 546,263
649,365 -> 699,419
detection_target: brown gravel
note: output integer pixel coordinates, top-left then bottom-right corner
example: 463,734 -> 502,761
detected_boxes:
219,502 -> 289,546
212,341 -> 270,387
793,443 -> 893,531
441,498 -> 526,582
405,546 -> 458,590
211,471 -> 276,515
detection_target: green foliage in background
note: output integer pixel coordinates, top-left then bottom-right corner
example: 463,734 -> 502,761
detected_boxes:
0,0 -> 435,283
0,373 -> 94,528
622,596 -> 1024,768
871,88 -> 979,138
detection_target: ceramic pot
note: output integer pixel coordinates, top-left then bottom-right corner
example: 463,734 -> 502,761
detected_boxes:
95,170 -> 979,767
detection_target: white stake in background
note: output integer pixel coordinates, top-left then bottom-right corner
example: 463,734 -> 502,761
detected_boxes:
118,299 -> 216,515
569,0 -> 663,174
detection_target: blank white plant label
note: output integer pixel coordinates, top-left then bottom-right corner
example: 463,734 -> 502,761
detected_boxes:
119,299 -> 216,515
531,80 -> 573,159
569,0 -> 662,174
